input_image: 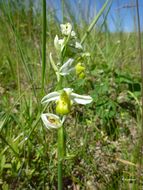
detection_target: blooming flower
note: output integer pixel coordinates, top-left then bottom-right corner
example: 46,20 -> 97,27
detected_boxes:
41,88 -> 93,105
60,23 -> 72,36
41,89 -> 92,129
41,113 -> 65,129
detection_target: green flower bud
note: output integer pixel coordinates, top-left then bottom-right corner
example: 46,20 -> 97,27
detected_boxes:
75,62 -> 85,79
56,90 -> 71,115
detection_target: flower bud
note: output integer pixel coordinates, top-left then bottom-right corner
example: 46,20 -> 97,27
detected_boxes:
56,90 -> 71,115
75,62 -> 85,79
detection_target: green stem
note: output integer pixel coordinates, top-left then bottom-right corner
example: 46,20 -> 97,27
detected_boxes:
57,56 -> 65,190
80,0 -> 111,45
58,126 -> 65,190
42,0 -> 47,94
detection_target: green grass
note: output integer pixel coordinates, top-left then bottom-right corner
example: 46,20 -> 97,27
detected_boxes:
0,0 -> 143,189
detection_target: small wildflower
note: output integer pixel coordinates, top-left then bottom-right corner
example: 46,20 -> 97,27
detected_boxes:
41,113 -> 65,129
41,88 -> 93,106
60,23 -> 72,36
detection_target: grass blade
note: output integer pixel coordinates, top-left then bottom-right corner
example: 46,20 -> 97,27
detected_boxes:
81,0 -> 112,45
42,0 -> 47,94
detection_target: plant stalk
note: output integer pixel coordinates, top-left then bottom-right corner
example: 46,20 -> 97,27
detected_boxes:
58,126 -> 65,190
81,0 -> 111,45
42,0 -> 47,94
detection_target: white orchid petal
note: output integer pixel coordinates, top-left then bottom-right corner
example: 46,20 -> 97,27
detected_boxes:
41,92 -> 60,104
59,58 -> 74,75
60,68 -> 75,76
41,113 -> 62,129
71,93 -> 93,105
54,35 -> 65,52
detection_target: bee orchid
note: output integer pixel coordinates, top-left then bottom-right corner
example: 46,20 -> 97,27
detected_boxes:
41,113 -> 66,130
41,88 -> 93,106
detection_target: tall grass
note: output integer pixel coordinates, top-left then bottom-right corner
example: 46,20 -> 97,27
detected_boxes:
41,0 -> 47,94
135,0 -> 143,186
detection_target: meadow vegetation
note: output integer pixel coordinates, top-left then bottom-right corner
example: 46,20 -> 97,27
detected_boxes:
0,0 -> 142,189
